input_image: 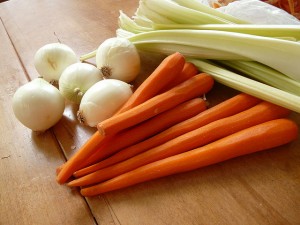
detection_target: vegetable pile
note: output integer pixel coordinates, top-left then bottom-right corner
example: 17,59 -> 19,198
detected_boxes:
12,0 -> 300,196
55,53 -> 298,196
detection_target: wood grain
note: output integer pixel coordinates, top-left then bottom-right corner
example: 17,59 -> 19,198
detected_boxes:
0,0 -> 300,225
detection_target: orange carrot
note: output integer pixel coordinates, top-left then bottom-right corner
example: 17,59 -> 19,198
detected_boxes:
75,98 -> 207,172
159,62 -> 198,93
97,73 -> 214,137
74,93 -> 260,177
56,52 -> 185,182
80,118 -> 298,196
116,52 -> 185,114
69,101 -> 289,186
56,132 -> 105,184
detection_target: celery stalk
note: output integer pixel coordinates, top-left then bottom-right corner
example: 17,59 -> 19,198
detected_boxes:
133,42 -> 249,60
217,60 -> 300,96
128,30 -> 300,82
188,59 -> 300,113
119,11 -> 153,34
152,24 -> 300,40
116,29 -> 135,39
140,0 -> 233,24
171,0 -> 247,24
135,1 -> 177,25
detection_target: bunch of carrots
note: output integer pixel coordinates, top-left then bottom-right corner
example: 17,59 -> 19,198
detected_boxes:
56,52 -> 298,197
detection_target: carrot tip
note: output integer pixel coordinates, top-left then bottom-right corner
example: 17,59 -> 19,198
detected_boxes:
56,177 -> 64,185
66,180 -> 76,187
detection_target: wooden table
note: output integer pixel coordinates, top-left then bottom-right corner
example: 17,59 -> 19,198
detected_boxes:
0,1 -> 299,224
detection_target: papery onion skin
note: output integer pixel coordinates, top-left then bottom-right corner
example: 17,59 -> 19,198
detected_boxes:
96,37 -> 141,83
59,63 -> 103,104
34,43 -> 77,82
12,78 -> 65,132
78,79 -> 133,127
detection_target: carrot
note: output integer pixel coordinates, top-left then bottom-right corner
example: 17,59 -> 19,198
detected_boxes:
74,93 -> 261,177
97,73 -> 214,137
159,62 -> 198,93
69,101 -> 290,186
56,52 -> 185,183
116,52 -> 185,114
56,131 -> 105,184
74,98 -> 207,173
80,118 -> 298,196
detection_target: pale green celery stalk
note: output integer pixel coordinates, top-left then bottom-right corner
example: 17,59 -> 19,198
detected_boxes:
141,0 -> 233,24
132,15 -> 153,28
128,30 -> 300,82
116,29 -> 135,39
132,4 -> 156,28
171,0 -> 247,24
118,11 -> 153,34
135,1 -> 177,25
132,6 -> 154,28
153,24 -> 300,40
188,59 -> 300,113
217,60 -> 300,96
133,42 -> 249,60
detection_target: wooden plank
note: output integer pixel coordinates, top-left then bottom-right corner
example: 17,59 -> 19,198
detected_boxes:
1,0 -> 300,224
0,17 -> 96,225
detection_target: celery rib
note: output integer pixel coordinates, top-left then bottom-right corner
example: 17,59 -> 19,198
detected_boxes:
135,1 -> 177,25
119,11 -> 153,34
133,42 -> 249,60
141,0 -> 233,24
217,60 -> 300,96
171,0 -> 247,24
128,30 -> 300,82
152,24 -> 300,40
189,59 -> 300,113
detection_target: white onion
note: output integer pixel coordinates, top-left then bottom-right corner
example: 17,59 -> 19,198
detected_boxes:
77,79 -> 133,127
59,63 -> 103,104
12,78 -> 65,132
34,43 -> 77,83
96,37 -> 140,83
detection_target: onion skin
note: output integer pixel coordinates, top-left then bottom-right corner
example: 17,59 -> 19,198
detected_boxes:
59,63 -> 103,104
12,78 -> 65,132
78,79 -> 133,127
34,43 -> 77,82
96,37 -> 141,83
